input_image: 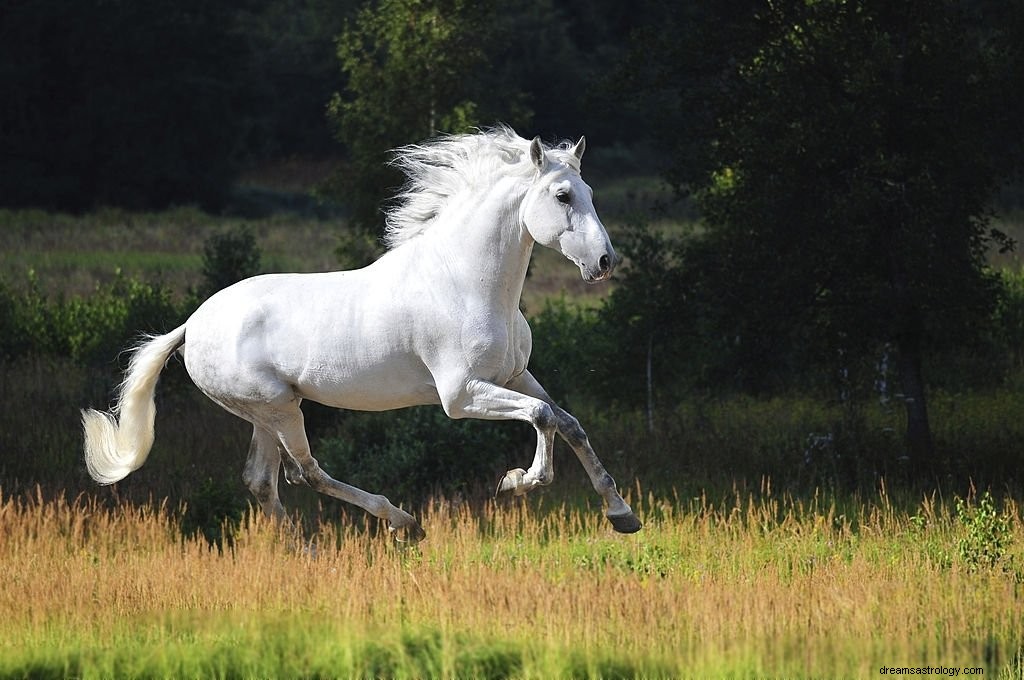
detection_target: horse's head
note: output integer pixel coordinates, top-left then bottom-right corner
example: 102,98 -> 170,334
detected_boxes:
521,136 -> 618,284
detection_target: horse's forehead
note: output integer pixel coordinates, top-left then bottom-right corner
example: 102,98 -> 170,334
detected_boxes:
540,164 -> 584,186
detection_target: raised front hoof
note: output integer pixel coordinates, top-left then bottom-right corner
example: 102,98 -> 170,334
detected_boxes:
495,468 -> 527,497
389,518 -> 427,545
607,512 -> 642,534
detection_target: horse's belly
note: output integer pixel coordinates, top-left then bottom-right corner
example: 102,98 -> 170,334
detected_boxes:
293,358 -> 440,411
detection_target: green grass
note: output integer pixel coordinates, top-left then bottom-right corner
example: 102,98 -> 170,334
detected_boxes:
0,167 -> 692,305
0,207 -> 342,297
0,489 -> 1021,678
3,618 -> 670,679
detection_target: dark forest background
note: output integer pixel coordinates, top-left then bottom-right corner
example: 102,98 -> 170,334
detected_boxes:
3,0 -> 1024,524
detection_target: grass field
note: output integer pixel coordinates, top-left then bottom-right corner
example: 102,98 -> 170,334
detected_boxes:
1,486 -> 1021,678
0,207 -> 342,298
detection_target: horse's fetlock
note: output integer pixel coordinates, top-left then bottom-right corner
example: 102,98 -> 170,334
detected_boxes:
283,467 -> 306,486
247,477 -> 275,500
370,493 -> 393,516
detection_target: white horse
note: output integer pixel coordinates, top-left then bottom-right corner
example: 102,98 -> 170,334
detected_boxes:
81,126 -> 641,541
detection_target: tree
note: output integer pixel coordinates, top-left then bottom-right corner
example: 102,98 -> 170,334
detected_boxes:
325,0 -> 515,235
231,0 -> 355,161
618,0 -> 1024,474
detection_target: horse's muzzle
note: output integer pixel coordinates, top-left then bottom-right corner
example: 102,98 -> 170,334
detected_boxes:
583,251 -> 618,284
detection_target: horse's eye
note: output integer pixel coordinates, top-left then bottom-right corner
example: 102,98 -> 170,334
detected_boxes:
556,191 -> 572,205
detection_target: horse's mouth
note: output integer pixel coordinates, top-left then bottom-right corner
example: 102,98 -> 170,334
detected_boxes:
581,266 -> 613,284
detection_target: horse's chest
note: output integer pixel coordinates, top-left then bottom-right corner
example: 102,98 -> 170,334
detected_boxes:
458,313 -> 530,383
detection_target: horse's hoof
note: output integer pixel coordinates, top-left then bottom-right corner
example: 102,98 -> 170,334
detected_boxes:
607,511 -> 642,534
495,468 -> 527,496
389,519 -> 426,544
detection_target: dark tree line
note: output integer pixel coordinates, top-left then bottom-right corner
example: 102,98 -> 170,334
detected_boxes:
1,1 -> 249,210
0,0 -> 646,213
605,0 -> 1024,475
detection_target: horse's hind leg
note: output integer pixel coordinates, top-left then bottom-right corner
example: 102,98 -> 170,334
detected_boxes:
242,425 -> 288,522
263,404 -> 426,543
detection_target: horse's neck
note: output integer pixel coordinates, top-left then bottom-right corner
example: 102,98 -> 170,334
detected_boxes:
427,179 -> 533,310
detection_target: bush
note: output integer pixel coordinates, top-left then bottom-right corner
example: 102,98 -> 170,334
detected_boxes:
200,225 -> 262,297
0,271 -> 187,365
994,267 -> 1024,372
181,477 -> 247,549
955,491 -> 1015,574
314,407 -> 530,505
527,297 -> 612,408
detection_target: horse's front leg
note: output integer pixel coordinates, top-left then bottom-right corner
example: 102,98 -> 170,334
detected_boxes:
438,377 -> 557,496
504,371 -> 642,534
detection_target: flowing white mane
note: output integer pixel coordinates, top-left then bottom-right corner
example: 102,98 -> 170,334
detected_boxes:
383,125 -> 582,249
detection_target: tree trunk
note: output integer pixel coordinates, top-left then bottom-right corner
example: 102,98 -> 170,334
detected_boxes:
896,324 -> 934,474
889,250 -> 935,475
645,333 -> 654,433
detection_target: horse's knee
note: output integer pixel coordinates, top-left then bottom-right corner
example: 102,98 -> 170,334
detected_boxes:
365,492 -> 393,517
558,413 -> 588,447
533,402 -> 556,431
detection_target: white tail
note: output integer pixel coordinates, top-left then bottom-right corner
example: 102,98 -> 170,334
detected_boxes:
81,325 -> 186,484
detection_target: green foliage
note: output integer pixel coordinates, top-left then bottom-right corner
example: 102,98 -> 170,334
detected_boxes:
324,0 -> 529,234
623,1 -> 1022,388
334,229 -> 385,271
230,0 -> 355,161
609,1 -> 1024,472
180,478 -> 246,548
315,406 -> 529,505
327,0 -> 489,223
0,271 -> 187,365
955,491 -> 1015,574
526,296 -> 613,407
200,225 -> 263,297
994,267 -> 1024,372
0,618 -> 671,680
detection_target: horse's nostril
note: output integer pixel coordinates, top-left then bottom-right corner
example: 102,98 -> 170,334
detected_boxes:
599,254 -> 611,272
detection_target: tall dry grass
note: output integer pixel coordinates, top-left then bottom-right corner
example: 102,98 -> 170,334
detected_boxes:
1,486 -> 1021,677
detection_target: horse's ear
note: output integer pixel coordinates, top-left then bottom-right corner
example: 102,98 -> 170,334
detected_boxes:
572,135 -> 586,162
529,136 -> 547,171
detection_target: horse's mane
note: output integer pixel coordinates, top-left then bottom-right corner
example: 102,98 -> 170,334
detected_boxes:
383,125 -> 581,249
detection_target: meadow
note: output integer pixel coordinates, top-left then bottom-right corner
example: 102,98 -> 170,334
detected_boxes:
1,485 -> 1021,678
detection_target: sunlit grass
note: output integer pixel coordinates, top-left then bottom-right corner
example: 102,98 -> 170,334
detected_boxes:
0,207 -> 341,297
0,193 -> 696,307
1,487 -> 1021,677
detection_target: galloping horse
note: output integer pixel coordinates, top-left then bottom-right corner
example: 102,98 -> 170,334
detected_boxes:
82,126 -> 641,541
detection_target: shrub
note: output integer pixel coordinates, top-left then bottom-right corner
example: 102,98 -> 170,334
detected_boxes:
181,477 -> 246,548
200,225 -> 262,297
527,297 -> 611,408
0,271 -> 186,365
315,407 -> 530,505
955,490 -> 1014,574
994,266 -> 1024,372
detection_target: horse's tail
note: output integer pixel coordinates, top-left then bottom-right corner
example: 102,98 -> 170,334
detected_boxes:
81,325 -> 187,485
